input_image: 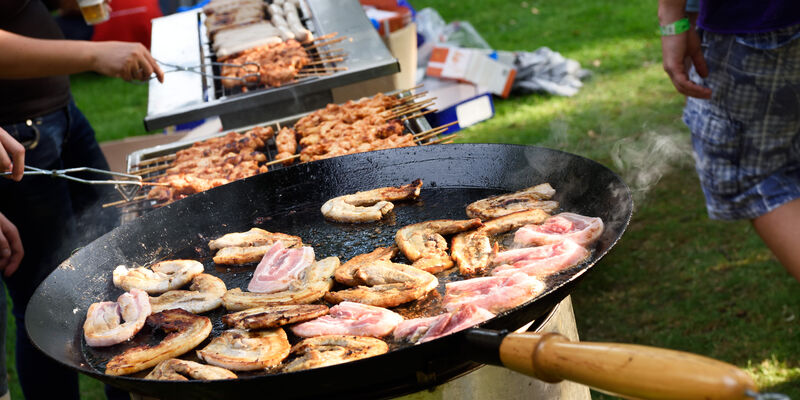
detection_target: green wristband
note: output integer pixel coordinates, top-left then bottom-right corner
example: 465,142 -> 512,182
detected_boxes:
660,18 -> 690,36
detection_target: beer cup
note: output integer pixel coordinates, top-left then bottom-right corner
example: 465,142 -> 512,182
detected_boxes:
77,0 -> 110,25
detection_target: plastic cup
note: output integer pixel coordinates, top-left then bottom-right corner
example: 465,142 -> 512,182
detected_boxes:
77,0 -> 110,25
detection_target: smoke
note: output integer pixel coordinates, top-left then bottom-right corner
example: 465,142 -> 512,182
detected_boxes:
609,129 -> 694,204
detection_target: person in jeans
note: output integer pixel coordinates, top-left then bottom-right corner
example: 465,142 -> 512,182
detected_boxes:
658,0 -> 800,283
0,1 -> 163,398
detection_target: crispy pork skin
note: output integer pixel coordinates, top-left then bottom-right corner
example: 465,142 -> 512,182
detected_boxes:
320,179 -> 423,223
492,239 -> 590,277
514,212 -> 604,247
465,183 -> 558,220
247,242 -> 315,293
113,260 -> 204,295
334,246 -> 398,286
324,261 -> 438,307
197,328 -> 291,371
395,219 -> 483,273
394,304 -> 495,343
452,209 -> 550,275
222,256 -> 338,311
443,272 -> 546,314
282,335 -> 389,373
149,273 -> 226,314
291,301 -> 403,338
209,228 -> 303,251
83,289 -> 151,347
105,309 -> 212,376
145,359 -> 237,381
222,304 -> 329,330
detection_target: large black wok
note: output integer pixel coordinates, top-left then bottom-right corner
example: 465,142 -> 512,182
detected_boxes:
26,144 -> 755,399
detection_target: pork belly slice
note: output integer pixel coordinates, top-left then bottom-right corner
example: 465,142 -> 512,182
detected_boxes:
209,227 -> 303,250
145,359 -> 237,381
291,301 -> 403,338
514,212 -> 604,247
334,246 -> 398,286
492,239 -> 590,277
222,256 -> 339,311
324,261 -> 438,308
443,272 -> 546,314
197,328 -> 291,371
395,218 -> 483,273
83,288 -> 151,347
452,209 -> 551,275
105,309 -> 212,376
211,228 -> 304,265
149,273 -> 226,314
222,304 -> 329,330
113,260 -> 205,295
282,335 -> 389,373
320,179 -> 423,223
247,242 -> 315,293
394,304 -> 495,344
465,183 -> 558,220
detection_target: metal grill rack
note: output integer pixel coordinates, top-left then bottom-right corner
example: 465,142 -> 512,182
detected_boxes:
145,0 -> 399,131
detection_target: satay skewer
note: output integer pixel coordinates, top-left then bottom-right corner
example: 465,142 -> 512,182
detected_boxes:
424,133 -> 459,145
314,49 -> 346,57
413,121 -> 458,142
264,154 -> 301,166
103,195 -> 148,208
304,36 -> 348,51
132,154 -> 177,168
301,66 -> 348,73
311,32 -> 339,42
131,163 -> 173,176
401,109 -> 436,122
305,57 -> 345,66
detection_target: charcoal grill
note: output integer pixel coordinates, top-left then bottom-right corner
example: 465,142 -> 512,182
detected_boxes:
145,0 -> 400,131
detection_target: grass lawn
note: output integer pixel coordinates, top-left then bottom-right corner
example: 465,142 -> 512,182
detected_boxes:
7,0 -> 797,398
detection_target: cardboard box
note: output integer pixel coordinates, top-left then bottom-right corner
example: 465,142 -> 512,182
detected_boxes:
422,78 -> 494,134
426,46 -> 516,98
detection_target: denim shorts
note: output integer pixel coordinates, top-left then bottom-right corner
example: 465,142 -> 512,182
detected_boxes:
683,24 -> 800,220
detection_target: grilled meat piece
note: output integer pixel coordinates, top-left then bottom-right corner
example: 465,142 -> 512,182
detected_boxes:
113,260 -> 205,295
465,183 -> 559,220
514,212 -> 604,247
394,303 -> 495,344
275,127 -> 298,165
452,209 -> 550,275
149,273 -> 227,314
220,40 -> 310,88
334,246 -> 398,286
442,272 -> 546,314
222,256 -> 339,311
209,228 -> 303,250
321,179 -> 423,223
83,289 -> 151,347
247,242 -> 315,293
105,309 -> 212,376
197,328 -> 291,371
145,359 -> 237,381
492,239 -> 590,277
222,304 -> 329,330
395,219 -> 483,273
324,261 -> 438,307
291,301 -> 403,338
282,335 -> 389,373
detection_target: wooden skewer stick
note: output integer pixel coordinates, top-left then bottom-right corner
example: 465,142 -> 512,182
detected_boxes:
401,109 -> 437,122
413,121 -> 459,142
296,72 -> 333,78
389,101 -> 437,119
392,99 -> 436,114
305,36 -> 348,51
131,163 -> 172,176
390,97 -> 436,113
301,66 -> 348,73
315,49 -> 346,57
264,154 -> 301,166
424,133 -> 459,145
306,57 -> 345,66
132,154 -> 177,168
312,32 -> 339,42
103,195 -> 148,208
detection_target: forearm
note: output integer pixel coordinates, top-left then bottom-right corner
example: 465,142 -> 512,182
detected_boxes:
0,29 -> 99,79
658,0 -> 687,25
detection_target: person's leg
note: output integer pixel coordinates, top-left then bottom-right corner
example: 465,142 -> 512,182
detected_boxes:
752,198 -> 800,283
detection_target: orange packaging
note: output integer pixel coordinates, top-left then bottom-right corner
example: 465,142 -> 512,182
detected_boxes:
426,46 -> 516,98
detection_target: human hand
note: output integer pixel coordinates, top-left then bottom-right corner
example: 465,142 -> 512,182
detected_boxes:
90,41 -> 165,83
0,212 -> 23,277
0,127 -> 24,181
661,22 -> 711,99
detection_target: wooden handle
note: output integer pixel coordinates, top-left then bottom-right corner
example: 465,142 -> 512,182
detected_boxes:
498,332 -> 756,400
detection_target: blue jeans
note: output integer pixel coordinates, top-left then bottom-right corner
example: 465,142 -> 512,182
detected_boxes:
0,101 -> 119,399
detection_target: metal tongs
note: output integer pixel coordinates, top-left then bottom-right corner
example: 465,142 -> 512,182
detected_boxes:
150,58 -> 261,85
1,165 -> 147,201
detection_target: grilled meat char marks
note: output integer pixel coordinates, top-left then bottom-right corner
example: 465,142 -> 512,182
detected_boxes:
395,218 -> 483,273
321,179 -> 423,223
145,359 -> 237,381
210,228 -> 304,265
222,304 -> 329,330
325,260 -> 438,308
197,328 -> 291,371
113,260 -> 205,295
149,273 -> 227,314
105,309 -> 212,376
282,335 -> 389,373
394,304 -> 495,344
465,183 -> 558,220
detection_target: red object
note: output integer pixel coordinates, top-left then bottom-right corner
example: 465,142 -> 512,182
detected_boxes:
360,0 -> 412,36
90,0 -> 163,49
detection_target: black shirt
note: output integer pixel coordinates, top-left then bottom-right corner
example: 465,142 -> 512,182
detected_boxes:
0,0 -> 71,125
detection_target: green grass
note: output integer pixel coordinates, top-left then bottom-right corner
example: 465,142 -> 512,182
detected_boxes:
7,0 -> 797,398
